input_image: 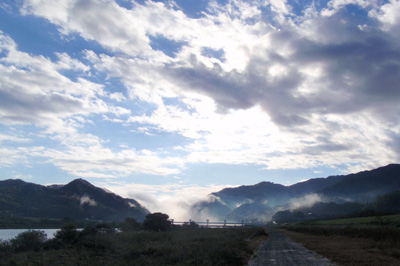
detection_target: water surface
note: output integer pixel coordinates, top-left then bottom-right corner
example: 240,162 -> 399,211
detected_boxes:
0,229 -> 59,241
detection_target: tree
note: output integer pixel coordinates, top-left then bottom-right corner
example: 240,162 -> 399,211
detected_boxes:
143,212 -> 171,232
120,217 -> 141,232
55,223 -> 79,244
11,230 -> 47,252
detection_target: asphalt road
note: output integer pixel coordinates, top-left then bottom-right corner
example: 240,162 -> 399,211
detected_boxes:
248,228 -> 336,266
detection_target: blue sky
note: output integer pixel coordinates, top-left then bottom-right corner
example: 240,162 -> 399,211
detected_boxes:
0,0 -> 400,219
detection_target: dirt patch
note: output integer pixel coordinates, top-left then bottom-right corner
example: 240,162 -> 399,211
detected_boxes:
282,229 -> 400,266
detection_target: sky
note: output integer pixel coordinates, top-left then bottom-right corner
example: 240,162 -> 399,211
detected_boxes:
0,0 -> 400,219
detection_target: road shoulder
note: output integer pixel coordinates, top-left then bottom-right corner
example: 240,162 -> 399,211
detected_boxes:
282,229 -> 400,266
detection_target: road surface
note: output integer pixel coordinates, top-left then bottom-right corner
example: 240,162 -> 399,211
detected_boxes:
248,228 -> 336,266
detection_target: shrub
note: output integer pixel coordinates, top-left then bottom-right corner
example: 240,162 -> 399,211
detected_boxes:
0,239 -> 12,254
95,222 -> 116,234
80,223 -> 99,236
181,221 -> 200,230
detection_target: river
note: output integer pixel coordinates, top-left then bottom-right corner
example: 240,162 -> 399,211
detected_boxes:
0,229 -> 60,241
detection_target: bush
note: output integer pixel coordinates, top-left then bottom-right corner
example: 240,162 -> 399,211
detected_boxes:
95,222 -> 116,234
80,223 -> 99,236
181,221 -> 200,230
0,239 -> 12,254
11,230 -> 47,252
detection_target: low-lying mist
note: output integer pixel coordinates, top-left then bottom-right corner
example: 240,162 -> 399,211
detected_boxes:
129,192 -> 223,222
289,193 -> 323,210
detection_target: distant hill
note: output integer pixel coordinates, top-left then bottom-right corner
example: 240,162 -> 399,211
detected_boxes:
271,202 -> 365,223
272,189 -> 400,224
320,164 -> 400,202
191,164 -> 400,222
0,179 -> 149,222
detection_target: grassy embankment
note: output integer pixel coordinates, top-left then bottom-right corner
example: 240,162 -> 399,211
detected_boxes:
282,214 -> 400,265
0,226 -> 267,266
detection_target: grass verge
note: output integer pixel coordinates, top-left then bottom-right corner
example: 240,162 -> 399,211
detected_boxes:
282,226 -> 400,266
310,214 -> 400,226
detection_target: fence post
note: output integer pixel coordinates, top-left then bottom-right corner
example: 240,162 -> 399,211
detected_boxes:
207,219 -> 209,228
224,220 -> 226,227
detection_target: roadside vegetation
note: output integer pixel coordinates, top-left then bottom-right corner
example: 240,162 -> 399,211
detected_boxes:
309,213 -> 400,226
281,213 -> 400,265
0,213 -> 268,266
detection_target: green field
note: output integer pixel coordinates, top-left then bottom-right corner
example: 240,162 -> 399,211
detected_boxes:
309,214 -> 400,226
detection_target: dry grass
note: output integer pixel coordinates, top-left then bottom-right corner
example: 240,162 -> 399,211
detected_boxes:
281,229 -> 400,266
247,229 -> 269,251
0,227 -> 268,266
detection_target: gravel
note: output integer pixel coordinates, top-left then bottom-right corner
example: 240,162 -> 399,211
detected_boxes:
248,228 -> 337,266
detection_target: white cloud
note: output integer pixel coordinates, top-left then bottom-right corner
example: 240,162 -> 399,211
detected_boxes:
0,134 -> 30,144
1,0 -> 398,182
14,174 -> 33,180
370,0 -> 400,33
0,32 -> 111,130
289,193 -> 322,210
94,181 -> 231,221
0,148 -> 25,167
267,0 -> 291,16
322,0 -> 378,16
80,195 -> 97,206
34,144 -> 183,177
109,92 -> 126,102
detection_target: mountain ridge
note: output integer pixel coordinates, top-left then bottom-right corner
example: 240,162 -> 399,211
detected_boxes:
0,178 -> 149,222
191,164 -> 400,222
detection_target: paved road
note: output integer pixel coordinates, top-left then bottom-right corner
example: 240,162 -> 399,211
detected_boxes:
248,229 -> 336,266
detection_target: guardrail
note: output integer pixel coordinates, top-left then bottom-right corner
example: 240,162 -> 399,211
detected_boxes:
171,219 -> 257,228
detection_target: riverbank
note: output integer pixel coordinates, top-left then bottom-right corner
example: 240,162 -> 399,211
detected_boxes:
0,217 -> 101,229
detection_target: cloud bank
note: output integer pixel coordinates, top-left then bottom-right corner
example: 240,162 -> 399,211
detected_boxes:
0,0 -> 399,206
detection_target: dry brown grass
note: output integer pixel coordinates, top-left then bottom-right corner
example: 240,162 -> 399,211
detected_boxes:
248,229 -> 269,251
0,227 -> 268,266
281,229 -> 400,266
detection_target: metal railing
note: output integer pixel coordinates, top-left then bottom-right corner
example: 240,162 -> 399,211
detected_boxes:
171,219 -> 256,228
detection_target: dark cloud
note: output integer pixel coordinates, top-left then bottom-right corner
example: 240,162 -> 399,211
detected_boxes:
302,143 -> 352,155
386,131 -> 400,161
0,88 -> 85,125
161,10 -> 400,129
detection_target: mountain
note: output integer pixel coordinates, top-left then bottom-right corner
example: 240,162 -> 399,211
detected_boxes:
320,164 -> 400,202
272,189 -> 400,224
271,202 -> 365,223
0,179 -> 149,222
288,175 -> 349,194
191,164 -> 400,222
